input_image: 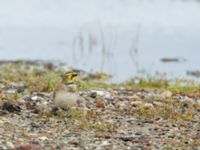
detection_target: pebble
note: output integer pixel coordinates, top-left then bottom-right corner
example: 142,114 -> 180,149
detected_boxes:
135,132 -> 142,136
39,136 -> 48,141
95,99 -> 105,108
90,92 -> 97,98
153,101 -> 164,107
31,96 -> 40,101
119,135 -> 134,142
16,143 -> 41,150
101,140 -> 109,146
143,103 -> 154,108
181,97 -> 195,104
17,87 -> 25,93
161,90 -> 172,98
5,88 -> 17,94
6,142 -> 14,149
91,90 -> 113,99
131,101 -> 143,107
17,98 -> 25,104
1,102 -> 21,113
168,134 -> 176,138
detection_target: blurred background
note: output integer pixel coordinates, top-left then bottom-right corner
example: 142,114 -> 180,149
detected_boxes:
0,0 -> 199,82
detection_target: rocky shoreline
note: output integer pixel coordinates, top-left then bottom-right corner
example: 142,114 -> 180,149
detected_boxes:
0,61 -> 199,150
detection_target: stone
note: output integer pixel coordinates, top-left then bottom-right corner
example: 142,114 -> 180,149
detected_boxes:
1,102 -> 21,113
39,136 -> 48,141
90,92 -> 97,98
119,134 -> 134,142
143,103 -> 154,108
6,142 -> 14,149
161,90 -> 172,98
96,99 -> 105,108
91,90 -> 113,99
131,101 -> 143,107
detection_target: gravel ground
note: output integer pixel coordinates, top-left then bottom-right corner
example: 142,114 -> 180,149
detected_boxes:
0,84 -> 200,150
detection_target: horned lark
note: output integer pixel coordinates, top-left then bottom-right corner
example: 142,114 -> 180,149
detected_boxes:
53,71 -> 79,109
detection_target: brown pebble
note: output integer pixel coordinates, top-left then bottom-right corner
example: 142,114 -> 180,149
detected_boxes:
95,99 -> 105,108
15,144 -> 41,150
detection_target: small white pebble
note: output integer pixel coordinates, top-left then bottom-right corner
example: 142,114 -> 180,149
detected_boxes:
161,90 -> 172,98
6,142 -> 14,149
143,103 -> 154,108
39,136 -> 48,141
31,96 -> 39,101
101,140 -> 109,146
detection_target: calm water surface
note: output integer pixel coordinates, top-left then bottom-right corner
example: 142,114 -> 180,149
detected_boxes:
0,0 -> 200,82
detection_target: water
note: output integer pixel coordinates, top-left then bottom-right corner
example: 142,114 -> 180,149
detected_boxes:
0,0 -> 200,82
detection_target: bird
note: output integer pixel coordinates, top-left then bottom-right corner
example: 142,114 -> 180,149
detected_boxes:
53,71 -> 79,109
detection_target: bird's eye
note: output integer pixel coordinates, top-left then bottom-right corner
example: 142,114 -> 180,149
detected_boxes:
72,73 -> 78,77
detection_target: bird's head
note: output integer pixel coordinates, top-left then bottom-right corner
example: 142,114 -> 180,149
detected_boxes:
63,71 -> 78,85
